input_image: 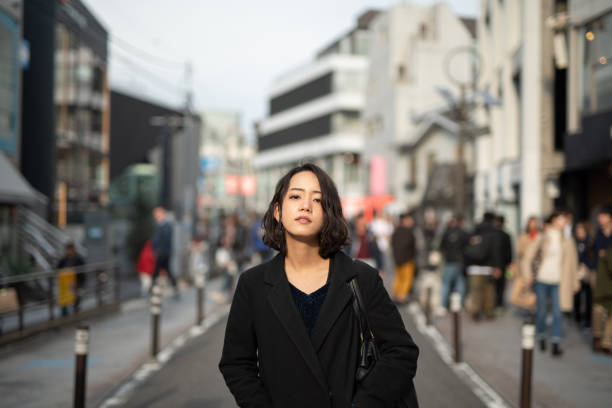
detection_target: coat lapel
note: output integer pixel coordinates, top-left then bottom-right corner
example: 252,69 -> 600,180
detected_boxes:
265,254 -> 329,391
310,252 -> 356,352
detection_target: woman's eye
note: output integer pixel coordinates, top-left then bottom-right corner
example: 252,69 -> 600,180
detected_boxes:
289,195 -> 300,200
313,198 -> 321,203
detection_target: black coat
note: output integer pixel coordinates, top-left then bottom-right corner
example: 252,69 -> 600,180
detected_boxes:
219,251 -> 419,408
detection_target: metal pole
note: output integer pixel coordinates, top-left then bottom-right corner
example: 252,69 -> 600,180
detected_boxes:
520,323 -> 535,408
451,292 -> 462,363
150,285 -> 162,358
455,85 -> 466,218
195,275 -> 205,326
73,324 -> 89,408
425,286 -> 433,326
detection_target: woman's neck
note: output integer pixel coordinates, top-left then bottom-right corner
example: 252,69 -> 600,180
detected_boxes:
285,238 -> 327,275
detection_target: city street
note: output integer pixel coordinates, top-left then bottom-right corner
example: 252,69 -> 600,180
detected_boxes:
117,303 -> 487,408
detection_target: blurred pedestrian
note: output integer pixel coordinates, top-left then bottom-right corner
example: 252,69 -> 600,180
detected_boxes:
219,163 -> 419,407
593,246 -> 612,354
370,210 -> 394,273
57,243 -> 85,316
439,215 -> 468,311
391,212 -> 416,303
573,222 -> 594,328
151,206 -> 178,297
494,215 -> 513,313
249,212 -> 272,263
522,211 -> 579,357
136,240 -> 155,297
592,205 -> 612,353
417,209 -> 443,315
350,213 -> 383,271
465,212 -> 504,320
509,216 -> 540,311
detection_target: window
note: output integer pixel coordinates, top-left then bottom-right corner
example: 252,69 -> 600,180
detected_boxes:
582,13 -> 612,114
409,155 -> 417,188
427,152 -> 436,176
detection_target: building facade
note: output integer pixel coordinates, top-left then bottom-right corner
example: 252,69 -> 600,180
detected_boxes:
562,0 -> 612,220
21,0 -> 110,225
364,2 -> 476,214
475,0 -> 570,235
253,11 -> 378,214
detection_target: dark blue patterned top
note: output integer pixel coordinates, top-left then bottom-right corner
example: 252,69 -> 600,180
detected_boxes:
289,281 -> 329,337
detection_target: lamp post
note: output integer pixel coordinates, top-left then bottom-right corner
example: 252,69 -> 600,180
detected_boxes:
442,47 -> 482,219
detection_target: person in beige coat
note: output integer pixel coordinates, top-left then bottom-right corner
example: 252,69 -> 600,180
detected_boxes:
521,211 -> 579,357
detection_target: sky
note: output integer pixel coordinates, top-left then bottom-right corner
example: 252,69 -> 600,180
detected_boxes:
83,0 -> 479,139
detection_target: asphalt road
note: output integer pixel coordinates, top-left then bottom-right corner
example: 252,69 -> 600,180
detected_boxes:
121,304 -> 486,408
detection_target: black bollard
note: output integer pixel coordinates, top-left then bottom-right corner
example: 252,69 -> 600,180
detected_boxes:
450,292 -> 462,363
425,287 -> 433,326
150,285 -> 162,358
73,324 -> 89,408
195,274 -> 205,326
520,323 -> 535,408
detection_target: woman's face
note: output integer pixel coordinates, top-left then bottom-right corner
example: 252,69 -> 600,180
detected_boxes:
527,218 -> 539,232
275,171 -> 324,244
575,225 -> 587,240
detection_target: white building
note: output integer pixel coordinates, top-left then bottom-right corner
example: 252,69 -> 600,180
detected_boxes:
475,0 -> 570,235
253,11 -> 379,214
363,2 -> 477,213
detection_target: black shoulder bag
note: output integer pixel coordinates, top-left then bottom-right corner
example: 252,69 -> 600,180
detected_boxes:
348,277 -> 418,408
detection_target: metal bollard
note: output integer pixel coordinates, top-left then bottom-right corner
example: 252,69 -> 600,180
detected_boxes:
450,292 -> 462,363
195,275 -> 205,326
425,287 -> 433,326
73,325 -> 89,408
150,285 -> 162,358
520,323 -> 535,408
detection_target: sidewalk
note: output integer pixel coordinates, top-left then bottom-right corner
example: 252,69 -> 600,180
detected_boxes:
432,307 -> 612,408
0,278 -> 227,408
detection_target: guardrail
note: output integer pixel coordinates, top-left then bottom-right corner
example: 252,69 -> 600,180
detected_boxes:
0,261 -> 119,345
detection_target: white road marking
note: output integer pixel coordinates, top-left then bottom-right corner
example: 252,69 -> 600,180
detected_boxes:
98,304 -> 231,407
406,302 -> 512,408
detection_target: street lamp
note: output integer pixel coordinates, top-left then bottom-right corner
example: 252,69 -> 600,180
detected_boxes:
442,46 -> 482,219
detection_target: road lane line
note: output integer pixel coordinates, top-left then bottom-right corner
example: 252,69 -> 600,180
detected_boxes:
406,302 -> 512,408
99,304 -> 230,408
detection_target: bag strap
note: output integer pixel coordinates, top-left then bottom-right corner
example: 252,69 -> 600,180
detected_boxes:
348,276 -> 375,342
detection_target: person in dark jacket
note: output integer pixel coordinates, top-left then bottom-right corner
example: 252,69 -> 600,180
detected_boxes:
391,212 -> 416,303
573,222 -> 594,328
151,206 -> 178,294
494,215 -> 513,311
465,212 -> 504,320
593,205 -> 612,352
439,215 -> 468,310
219,163 -> 419,408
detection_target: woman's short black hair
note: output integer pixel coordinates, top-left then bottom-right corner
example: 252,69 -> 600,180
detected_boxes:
262,163 -> 350,258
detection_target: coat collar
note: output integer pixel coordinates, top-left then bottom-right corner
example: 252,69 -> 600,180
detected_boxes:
264,251 -> 356,391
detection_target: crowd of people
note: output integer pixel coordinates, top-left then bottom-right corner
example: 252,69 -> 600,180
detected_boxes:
344,205 -> 612,359
137,201 -> 612,359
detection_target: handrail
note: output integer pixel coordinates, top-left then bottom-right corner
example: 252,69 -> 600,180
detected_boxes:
0,261 -> 116,285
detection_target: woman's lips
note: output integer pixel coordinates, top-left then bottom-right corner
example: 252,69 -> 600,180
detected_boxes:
295,217 -> 312,224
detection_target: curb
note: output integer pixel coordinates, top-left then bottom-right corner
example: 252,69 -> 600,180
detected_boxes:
406,302 -> 513,408
98,304 -> 231,408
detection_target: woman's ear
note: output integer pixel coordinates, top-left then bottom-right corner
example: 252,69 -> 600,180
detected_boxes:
274,203 -> 280,223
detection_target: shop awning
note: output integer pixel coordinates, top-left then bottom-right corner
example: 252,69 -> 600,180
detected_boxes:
0,152 -> 47,206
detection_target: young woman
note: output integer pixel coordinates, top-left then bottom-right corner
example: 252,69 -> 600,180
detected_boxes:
219,163 -> 419,407
521,211 -> 579,357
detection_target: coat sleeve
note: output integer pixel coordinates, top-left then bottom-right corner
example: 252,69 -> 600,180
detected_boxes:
352,270 -> 419,407
219,275 -> 272,407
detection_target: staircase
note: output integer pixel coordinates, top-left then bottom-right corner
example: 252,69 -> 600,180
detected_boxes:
16,206 -> 87,270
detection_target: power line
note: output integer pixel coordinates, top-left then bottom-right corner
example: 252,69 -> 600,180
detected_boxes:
110,34 -> 186,70
112,51 -> 186,96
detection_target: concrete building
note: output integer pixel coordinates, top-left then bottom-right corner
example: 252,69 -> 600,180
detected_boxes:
21,0 -> 110,225
363,3 -> 476,214
253,11 -> 379,214
199,109 -> 254,215
475,0 -> 570,235
562,0 -> 612,219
